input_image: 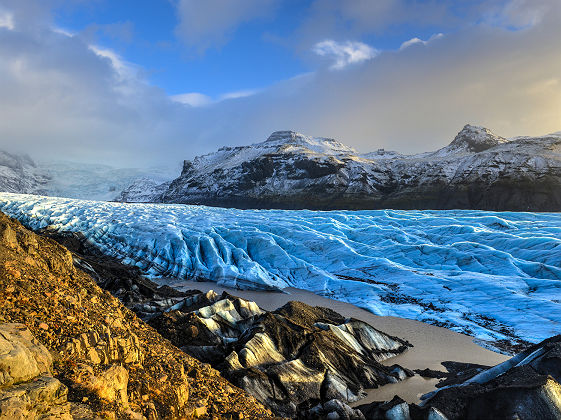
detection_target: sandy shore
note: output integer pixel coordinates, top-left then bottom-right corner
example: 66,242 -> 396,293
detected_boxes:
155,278 -> 509,404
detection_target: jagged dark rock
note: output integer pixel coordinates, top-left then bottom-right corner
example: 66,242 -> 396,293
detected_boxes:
356,336 -> 561,420
149,291 -> 412,418
421,335 -> 561,420
126,125 -> 561,211
414,368 -> 449,379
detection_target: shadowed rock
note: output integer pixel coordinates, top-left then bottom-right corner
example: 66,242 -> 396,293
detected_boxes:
356,335 -> 561,420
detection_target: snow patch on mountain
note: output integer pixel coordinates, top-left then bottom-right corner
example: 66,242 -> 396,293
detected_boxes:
116,177 -> 171,203
429,124 -> 509,156
0,151 -> 50,194
186,130 -> 357,175
1,192 -> 560,349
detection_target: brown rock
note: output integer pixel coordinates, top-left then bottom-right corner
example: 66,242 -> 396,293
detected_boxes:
0,323 -> 52,387
0,324 -> 72,420
81,364 -> 130,407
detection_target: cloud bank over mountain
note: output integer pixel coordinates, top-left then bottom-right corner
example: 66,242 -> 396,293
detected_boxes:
0,0 -> 559,167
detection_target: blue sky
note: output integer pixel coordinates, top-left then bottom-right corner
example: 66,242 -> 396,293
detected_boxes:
52,0 -> 307,97
0,0 -> 559,166
51,0 -> 465,98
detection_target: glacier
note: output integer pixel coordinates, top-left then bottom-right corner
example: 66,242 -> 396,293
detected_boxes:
0,192 -> 560,348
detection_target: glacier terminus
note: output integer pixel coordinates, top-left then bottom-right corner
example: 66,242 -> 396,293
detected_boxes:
1,192 -> 559,352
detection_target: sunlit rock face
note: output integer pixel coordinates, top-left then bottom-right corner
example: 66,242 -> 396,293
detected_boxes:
0,323 -> 73,420
148,125 -> 561,211
149,291 -> 412,418
0,210 -> 275,419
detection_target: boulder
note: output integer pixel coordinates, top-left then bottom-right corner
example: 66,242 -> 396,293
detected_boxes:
0,323 -> 71,420
0,323 -> 52,388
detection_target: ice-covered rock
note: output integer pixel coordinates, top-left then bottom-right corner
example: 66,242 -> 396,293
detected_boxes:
0,193 -> 560,349
149,292 -> 411,418
157,125 -> 561,211
418,335 -> 561,420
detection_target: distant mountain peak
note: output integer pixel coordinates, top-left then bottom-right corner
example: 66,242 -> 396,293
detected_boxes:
265,130 -> 305,143
448,124 -> 508,153
262,130 -> 356,155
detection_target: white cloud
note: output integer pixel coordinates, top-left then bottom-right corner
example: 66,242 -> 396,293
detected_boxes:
52,26 -> 74,37
400,33 -> 443,50
0,0 -> 560,169
0,10 -> 14,30
171,93 -> 213,107
485,0 -> 551,29
171,89 -> 259,107
175,0 -> 278,52
88,45 -> 132,79
219,89 -> 258,101
313,40 -> 379,70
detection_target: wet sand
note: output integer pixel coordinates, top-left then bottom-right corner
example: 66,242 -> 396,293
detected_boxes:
155,278 -> 509,404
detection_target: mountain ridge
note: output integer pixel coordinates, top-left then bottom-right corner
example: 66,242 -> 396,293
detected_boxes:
124,124 -> 561,211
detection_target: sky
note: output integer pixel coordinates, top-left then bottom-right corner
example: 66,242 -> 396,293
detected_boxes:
0,0 -> 560,167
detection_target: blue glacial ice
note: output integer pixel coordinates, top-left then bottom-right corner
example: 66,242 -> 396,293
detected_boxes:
0,192 -> 560,347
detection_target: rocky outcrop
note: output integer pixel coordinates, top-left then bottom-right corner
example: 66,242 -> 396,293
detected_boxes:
0,323 -> 73,419
37,228 -> 192,320
38,226 -> 417,418
304,398 -> 366,419
420,335 -> 561,420
0,211 -> 274,419
152,125 -> 561,211
149,291 -> 412,418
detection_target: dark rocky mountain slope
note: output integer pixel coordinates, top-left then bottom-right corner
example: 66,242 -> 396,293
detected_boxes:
135,125 -> 561,211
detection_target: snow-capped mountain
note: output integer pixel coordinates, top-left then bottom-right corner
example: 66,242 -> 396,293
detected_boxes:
0,155 -> 174,201
116,177 -> 171,203
38,161 -> 174,201
0,151 -> 51,194
147,125 -> 561,211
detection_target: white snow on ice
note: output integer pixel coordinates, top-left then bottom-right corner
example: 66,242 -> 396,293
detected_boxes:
0,192 -> 560,347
